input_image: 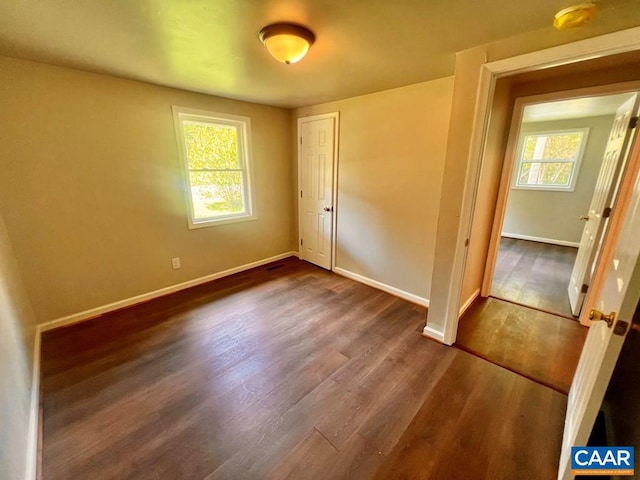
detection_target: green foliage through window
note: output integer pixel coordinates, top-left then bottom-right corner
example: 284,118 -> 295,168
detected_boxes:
174,108 -> 254,226
515,130 -> 587,190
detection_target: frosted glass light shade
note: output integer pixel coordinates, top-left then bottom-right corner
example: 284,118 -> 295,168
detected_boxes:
259,23 -> 315,64
553,3 -> 597,30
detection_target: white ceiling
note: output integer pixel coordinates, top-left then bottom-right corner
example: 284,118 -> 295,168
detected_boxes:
1,0 -> 640,108
523,93 -> 636,122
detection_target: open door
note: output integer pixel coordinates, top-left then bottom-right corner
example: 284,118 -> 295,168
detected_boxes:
568,94 -> 640,316
559,143 -> 640,479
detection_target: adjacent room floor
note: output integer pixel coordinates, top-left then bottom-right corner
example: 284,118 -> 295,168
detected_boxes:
491,237 -> 578,319
456,297 -> 587,393
41,258 -> 567,480
460,237 -> 587,393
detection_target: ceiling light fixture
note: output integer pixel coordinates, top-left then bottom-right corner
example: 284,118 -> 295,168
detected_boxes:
259,23 -> 315,64
553,3 -> 598,30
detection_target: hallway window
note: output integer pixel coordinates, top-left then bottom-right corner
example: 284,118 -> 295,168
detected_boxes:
173,107 -> 256,228
513,128 -> 589,191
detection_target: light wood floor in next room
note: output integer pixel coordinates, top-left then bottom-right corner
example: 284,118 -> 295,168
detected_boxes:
459,238 -> 587,394
492,237 -> 579,319
456,297 -> 587,394
41,258 -> 566,480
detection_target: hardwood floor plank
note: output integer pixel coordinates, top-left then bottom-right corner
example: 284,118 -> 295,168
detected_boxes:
373,352 -> 497,479
146,346 -> 349,480
207,303 -> 425,478
267,428 -> 339,480
205,379 -> 347,480
321,434 -> 387,480
316,327 -> 452,453
43,268 -> 351,433
357,339 -> 456,455
373,352 -> 566,480
41,258 -> 568,480
484,374 -> 567,480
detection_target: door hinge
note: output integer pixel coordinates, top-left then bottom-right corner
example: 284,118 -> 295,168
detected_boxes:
464,238 -> 470,247
300,190 -> 303,198
581,284 -> 589,294
299,137 -> 302,144
300,238 -> 303,246
602,206 -> 612,218
630,116 -> 639,130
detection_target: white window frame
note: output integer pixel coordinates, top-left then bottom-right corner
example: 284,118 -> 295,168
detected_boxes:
512,127 -> 590,192
172,106 -> 256,229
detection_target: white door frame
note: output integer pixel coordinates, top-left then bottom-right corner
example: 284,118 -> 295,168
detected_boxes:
297,112 -> 340,270
441,26 -> 640,346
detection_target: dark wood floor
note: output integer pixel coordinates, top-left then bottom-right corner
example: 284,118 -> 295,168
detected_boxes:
41,258 -> 566,480
492,238 -> 578,318
456,297 -> 587,394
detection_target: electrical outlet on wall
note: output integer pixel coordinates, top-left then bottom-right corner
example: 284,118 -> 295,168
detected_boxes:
171,257 -> 181,269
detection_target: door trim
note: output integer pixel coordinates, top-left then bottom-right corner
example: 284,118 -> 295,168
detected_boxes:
441,26 -> 640,346
297,112 -> 340,270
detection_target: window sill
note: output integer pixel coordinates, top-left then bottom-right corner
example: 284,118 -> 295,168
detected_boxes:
188,214 -> 257,229
511,185 -> 576,192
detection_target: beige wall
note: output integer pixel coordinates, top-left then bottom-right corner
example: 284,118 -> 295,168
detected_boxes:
295,78 -> 454,301
503,115 -> 615,244
0,56 -> 295,323
0,212 -> 37,480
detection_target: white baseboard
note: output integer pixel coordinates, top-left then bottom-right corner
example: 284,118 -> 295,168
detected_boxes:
422,325 -> 445,343
501,232 -> 579,248
459,288 -> 480,317
25,326 -> 41,480
332,267 -> 429,307
40,252 -> 299,332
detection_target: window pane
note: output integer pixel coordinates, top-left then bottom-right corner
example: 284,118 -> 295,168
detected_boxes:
518,162 -> 574,187
189,171 -> 246,219
522,132 -> 584,162
183,122 -> 240,170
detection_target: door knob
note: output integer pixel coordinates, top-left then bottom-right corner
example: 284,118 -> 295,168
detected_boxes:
323,206 -> 333,212
589,309 -> 616,327
580,215 -> 590,221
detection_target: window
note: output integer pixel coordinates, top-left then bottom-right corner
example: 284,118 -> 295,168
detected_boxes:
513,128 -> 589,191
173,107 -> 255,228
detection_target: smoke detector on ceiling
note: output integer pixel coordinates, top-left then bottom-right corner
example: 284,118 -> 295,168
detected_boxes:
554,3 -> 598,30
